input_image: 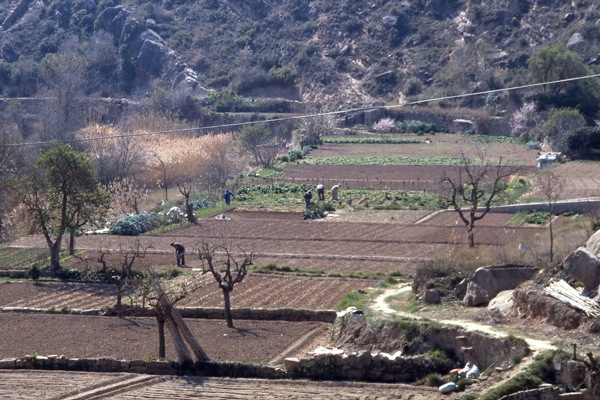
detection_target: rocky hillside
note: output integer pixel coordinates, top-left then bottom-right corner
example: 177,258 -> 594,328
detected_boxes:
0,0 -> 599,110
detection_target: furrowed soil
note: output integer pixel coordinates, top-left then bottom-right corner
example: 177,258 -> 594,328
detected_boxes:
0,370 -> 448,399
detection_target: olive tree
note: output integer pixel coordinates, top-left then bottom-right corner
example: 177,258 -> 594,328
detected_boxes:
439,148 -> 521,247
527,45 -> 600,119
541,108 -> 586,153
9,142 -> 110,272
237,122 -> 282,168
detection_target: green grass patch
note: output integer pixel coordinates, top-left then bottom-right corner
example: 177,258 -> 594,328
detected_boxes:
0,247 -> 48,268
524,210 -> 550,224
506,212 -> 528,227
479,350 -> 563,400
336,291 -> 367,311
302,155 -> 468,166
322,136 -> 424,144
251,262 -> 385,279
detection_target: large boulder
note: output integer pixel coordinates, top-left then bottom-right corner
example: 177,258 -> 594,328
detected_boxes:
563,230 -> 600,293
463,281 -> 489,306
456,264 -> 538,303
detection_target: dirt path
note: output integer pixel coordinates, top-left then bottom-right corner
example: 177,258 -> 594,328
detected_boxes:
370,283 -> 556,352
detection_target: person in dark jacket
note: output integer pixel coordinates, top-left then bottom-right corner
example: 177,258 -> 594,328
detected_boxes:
223,189 -> 235,205
304,190 -> 313,208
170,242 -> 186,266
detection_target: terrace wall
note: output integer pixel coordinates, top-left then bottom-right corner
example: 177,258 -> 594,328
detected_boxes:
0,352 -> 447,383
350,107 -> 511,136
489,198 -> 600,215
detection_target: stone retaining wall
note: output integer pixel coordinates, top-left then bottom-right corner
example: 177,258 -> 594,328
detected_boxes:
0,351 -> 447,383
489,199 -> 600,215
0,306 -> 337,323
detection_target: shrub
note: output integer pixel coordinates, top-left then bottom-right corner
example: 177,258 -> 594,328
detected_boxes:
403,77 -> 421,96
565,126 -> 600,159
28,265 -> 41,283
525,210 -> 550,224
396,120 -> 438,134
109,212 -> 163,236
422,372 -> 444,387
190,198 -> 213,210
302,202 -> 335,220
427,347 -> 453,370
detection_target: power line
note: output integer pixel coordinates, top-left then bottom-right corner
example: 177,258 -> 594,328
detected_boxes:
1,72 -> 600,149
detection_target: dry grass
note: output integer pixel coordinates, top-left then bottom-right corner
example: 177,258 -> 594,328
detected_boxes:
77,115 -> 245,195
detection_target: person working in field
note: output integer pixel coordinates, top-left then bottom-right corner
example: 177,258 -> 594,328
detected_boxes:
331,184 -> 340,200
317,183 -> 325,201
170,242 -> 186,267
223,189 -> 235,205
304,190 -> 313,208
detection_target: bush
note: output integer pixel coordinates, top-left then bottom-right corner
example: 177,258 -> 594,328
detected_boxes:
565,126 -> 600,159
190,198 -> 213,210
525,210 -> 550,224
28,265 -> 41,283
302,202 -> 335,220
396,120 -> 438,134
109,212 -> 163,236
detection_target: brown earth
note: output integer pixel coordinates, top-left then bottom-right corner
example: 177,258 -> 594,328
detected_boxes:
0,370 -> 448,399
272,163 -> 538,191
0,312 -> 327,364
0,274 -> 377,311
7,210 -> 551,276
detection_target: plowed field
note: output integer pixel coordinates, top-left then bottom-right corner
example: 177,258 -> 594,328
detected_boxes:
0,274 -> 377,310
0,370 -> 448,399
0,312 -> 326,363
9,210 -> 547,275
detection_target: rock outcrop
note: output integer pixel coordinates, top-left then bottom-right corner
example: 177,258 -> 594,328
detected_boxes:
456,264 -> 539,306
96,6 -> 210,97
563,229 -> 600,294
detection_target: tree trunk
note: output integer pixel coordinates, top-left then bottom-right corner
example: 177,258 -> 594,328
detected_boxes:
467,226 -> 475,248
186,202 -> 196,223
50,239 -> 62,273
549,217 -> 554,264
163,311 -> 193,362
157,314 -> 166,359
69,231 -> 75,255
155,283 -> 209,361
223,288 -> 234,328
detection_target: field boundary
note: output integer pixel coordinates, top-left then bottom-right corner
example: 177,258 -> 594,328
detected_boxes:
0,306 -> 337,322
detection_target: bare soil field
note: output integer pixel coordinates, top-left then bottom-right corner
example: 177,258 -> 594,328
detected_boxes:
0,274 -> 377,310
0,370 -> 448,399
9,210 -> 545,275
277,163 -> 538,191
0,312 -> 326,363
275,163 -> 537,191
545,160 -> 600,199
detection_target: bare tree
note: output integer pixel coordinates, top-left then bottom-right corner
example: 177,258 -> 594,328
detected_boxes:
177,183 -> 197,223
198,243 -> 253,328
439,148 -> 521,247
152,150 -> 170,201
0,126 -> 23,242
39,36 -> 88,141
536,170 -> 566,263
